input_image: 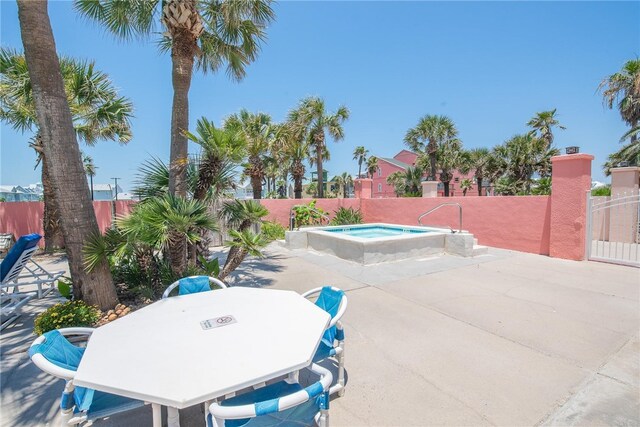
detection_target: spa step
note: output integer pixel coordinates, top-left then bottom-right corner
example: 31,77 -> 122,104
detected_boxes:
472,244 -> 488,256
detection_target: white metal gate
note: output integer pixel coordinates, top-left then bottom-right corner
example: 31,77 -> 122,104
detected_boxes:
586,190 -> 640,267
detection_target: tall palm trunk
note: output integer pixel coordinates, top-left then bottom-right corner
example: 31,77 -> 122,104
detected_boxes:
358,161 -> 362,178
168,31 -> 196,198
251,175 -> 262,199
315,133 -> 325,198
42,157 -> 65,251
443,181 -> 450,197
17,0 -> 117,310
477,177 -> 483,196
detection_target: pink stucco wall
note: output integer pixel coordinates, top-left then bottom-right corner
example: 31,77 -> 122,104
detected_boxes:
259,198 -> 361,226
0,201 -> 136,247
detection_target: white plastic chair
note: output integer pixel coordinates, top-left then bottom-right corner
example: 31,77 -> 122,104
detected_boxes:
207,363 -> 332,427
302,286 -> 348,396
28,328 -> 146,426
161,275 -> 228,299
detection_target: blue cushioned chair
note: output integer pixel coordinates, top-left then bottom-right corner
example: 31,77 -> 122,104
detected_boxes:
207,363 -> 332,427
1,234 -> 63,329
162,275 -> 228,299
29,328 -> 145,426
302,287 -> 348,397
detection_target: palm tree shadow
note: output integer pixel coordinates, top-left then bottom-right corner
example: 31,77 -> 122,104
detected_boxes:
224,253 -> 287,288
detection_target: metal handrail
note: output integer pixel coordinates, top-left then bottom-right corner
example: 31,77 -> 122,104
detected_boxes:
418,203 -> 463,233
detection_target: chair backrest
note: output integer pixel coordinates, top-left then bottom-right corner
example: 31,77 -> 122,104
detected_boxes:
0,233 -> 41,283
303,286 -> 347,344
208,363 -> 332,427
162,275 -> 228,299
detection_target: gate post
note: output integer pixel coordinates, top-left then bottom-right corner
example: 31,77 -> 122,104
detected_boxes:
549,153 -> 594,260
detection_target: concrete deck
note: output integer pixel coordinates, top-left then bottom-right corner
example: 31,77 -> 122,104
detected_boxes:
1,246 -> 638,426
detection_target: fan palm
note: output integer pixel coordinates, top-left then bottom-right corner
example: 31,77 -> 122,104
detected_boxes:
435,139 -> 466,197
0,47 -> 133,252
275,122 -> 308,199
288,97 -> 350,198
82,153 -> 97,200
75,0 -> 275,197
404,115 -> 458,181
132,156 -> 200,200
185,117 -> 245,201
460,178 -> 473,196
352,146 -> 368,178
403,166 -> 424,197
460,148 -> 491,196
334,172 -> 353,198
366,156 -> 379,179
527,109 -> 565,148
386,171 -> 406,197
225,110 -> 275,199
599,59 -> 640,143
219,229 -> 267,280
603,140 -> 640,175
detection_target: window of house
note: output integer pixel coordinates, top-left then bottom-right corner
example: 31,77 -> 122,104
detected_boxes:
454,177 -> 459,182
378,183 -> 382,192
377,168 -> 382,177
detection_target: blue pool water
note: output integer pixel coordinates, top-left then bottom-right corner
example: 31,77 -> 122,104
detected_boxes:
325,226 -> 430,239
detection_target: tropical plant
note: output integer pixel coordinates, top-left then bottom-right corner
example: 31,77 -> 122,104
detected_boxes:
225,110 -> 275,199
460,178 -> 473,196
305,182 -> 318,197
461,148 -> 491,196
531,177 -> 552,195
330,207 -> 363,225
591,185 -> 612,196
527,109 -> 565,148
83,153 -> 97,201
75,0 -> 275,197
386,171 -> 406,197
219,229 -> 267,280
353,146 -> 368,178
275,122 -> 308,199
34,300 -> 101,336
603,139 -> 640,175
334,172 -> 353,198
289,97 -> 349,198
292,200 -> 327,228
402,166 -> 424,197
15,1 -> 118,309
132,156 -> 198,200
0,47 -> 133,252
404,115 -> 458,181
433,139 -> 466,196
185,117 -> 245,201
366,156 -> 379,179
599,59 -> 640,143
261,221 -> 286,242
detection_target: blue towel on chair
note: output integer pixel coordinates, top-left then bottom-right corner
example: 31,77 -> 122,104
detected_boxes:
178,276 -> 211,295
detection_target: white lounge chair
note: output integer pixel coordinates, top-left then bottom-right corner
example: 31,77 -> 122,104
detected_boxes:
29,328 -> 146,426
302,286 -> 348,396
207,363 -> 332,427
1,233 -> 63,329
162,275 -> 228,299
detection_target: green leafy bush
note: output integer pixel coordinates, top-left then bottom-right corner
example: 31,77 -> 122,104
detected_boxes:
261,221 -> 286,241
591,186 -> 611,196
34,300 -> 101,335
292,200 -> 328,228
330,207 -> 363,225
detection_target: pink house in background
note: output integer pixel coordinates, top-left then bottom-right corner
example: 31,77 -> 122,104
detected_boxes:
371,150 -> 487,198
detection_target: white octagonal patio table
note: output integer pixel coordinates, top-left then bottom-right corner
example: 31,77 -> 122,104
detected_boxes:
73,287 -> 330,427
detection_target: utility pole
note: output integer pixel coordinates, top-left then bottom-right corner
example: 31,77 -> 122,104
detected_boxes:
110,177 -> 120,201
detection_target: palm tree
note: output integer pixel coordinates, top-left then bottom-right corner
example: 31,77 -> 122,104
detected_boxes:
0,47 -> 133,251
82,153 -> 97,201
366,156 -> 379,179
404,115 -> 458,181
599,59 -> 640,143
435,139 -> 466,197
225,110 -> 275,199
219,229 -> 267,280
15,0 -> 118,309
461,148 -> 491,196
75,0 -> 275,197
275,123 -> 308,199
289,97 -> 350,198
184,117 -> 245,202
604,139 -> 640,175
460,178 -> 473,196
403,166 -> 423,197
527,109 -> 565,148
386,171 -> 406,197
334,172 -> 353,198
353,146 -> 368,178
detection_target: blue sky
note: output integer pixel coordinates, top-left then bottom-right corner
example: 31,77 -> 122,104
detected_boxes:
1,1 -> 639,191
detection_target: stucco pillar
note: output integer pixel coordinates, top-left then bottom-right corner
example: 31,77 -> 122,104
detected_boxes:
549,153 -> 594,260
421,181 -> 438,198
610,166 -> 640,196
354,179 -> 372,199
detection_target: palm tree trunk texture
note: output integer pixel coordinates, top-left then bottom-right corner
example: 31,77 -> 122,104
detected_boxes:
429,154 -> 437,182
168,233 -> 187,277
251,175 -> 262,199
17,0 -> 118,309
477,177 -> 483,196
316,138 -> 325,198
41,158 -> 65,251
168,31 -> 196,198
219,247 -> 247,280
294,176 -> 303,199
443,181 -> 450,197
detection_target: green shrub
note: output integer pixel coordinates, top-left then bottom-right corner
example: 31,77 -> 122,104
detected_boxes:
34,300 -> 101,335
330,207 -> 363,225
56,276 -> 73,300
261,221 -> 286,241
292,200 -> 328,228
591,186 -> 611,196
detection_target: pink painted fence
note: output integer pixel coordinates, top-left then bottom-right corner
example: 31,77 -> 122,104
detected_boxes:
0,201 -> 136,247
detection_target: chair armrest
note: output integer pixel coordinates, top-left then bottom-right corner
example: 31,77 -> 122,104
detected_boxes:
29,327 -> 95,380
209,364 -> 332,419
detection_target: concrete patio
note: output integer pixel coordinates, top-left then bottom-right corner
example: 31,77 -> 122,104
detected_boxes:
1,245 -> 638,426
